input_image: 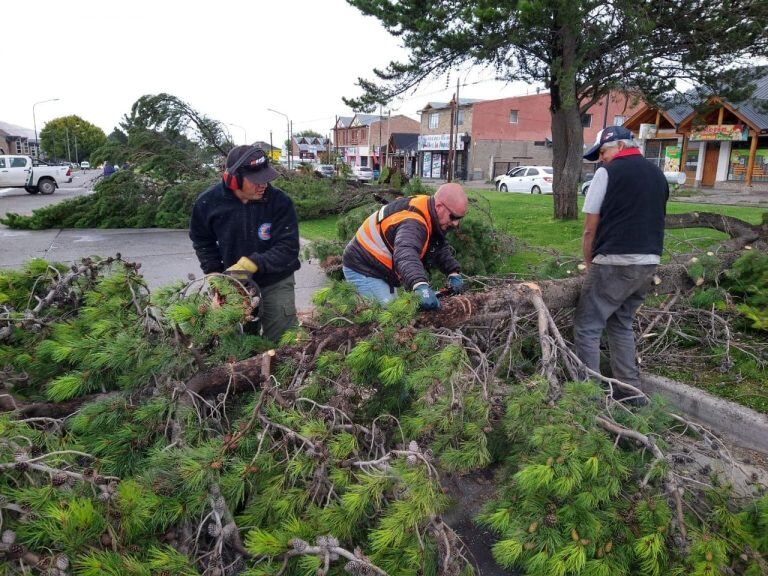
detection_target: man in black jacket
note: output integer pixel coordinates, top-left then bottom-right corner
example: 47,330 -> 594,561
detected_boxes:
575,126 -> 669,393
189,146 -> 300,342
342,183 -> 468,310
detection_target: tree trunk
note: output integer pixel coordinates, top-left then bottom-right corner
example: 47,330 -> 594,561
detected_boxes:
549,9 -> 584,221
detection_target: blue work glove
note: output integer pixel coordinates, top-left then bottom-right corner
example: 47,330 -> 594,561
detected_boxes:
413,282 -> 440,311
447,273 -> 465,294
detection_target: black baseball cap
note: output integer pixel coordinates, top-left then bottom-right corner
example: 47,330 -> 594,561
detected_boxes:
226,145 -> 279,184
583,126 -> 634,161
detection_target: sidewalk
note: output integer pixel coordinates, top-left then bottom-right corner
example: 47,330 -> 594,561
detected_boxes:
0,227 -> 327,311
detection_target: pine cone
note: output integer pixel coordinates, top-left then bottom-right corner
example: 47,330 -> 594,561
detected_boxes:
408,440 -> 419,452
545,513 -> 558,526
406,454 -> 418,467
207,523 -> 222,537
55,555 -> 70,570
2,529 -> 16,544
221,523 -> 235,539
290,538 -> 308,553
345,560 -> 366,576
14,461 -> 29,472
36,557 -> 50,570
51,473 -> 68,486
9,543 -> 26,556
213,496 -> 226,513
13,451 -> 29,462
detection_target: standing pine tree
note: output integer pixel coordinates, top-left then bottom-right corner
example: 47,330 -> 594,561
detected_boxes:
344,0 -> 768,219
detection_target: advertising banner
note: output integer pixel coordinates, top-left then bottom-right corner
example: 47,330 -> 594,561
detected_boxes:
689,124 -> 749,142
663,146 -> 681,172
422,152 -> 432,177
638,123 -> 657,139
431,153 -> 442,178
418,133 -> 466,151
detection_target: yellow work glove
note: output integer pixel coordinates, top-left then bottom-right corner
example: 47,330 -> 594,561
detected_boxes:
225,256 -> 258,283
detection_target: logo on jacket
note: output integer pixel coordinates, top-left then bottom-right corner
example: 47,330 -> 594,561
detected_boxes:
258,223 -> 272,240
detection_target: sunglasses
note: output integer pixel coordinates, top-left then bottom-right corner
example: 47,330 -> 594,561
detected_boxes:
439,200 -> 464,221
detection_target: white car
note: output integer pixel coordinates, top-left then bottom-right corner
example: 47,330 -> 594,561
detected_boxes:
0,155 -> 72,194
80,161 -> 91,170
495,165 -> 554,194
352,166 -> 374,182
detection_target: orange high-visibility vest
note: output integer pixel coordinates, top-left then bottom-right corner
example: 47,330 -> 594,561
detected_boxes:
354,195 -> 433,271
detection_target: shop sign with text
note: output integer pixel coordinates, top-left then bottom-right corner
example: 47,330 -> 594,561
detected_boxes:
418,133 -> 466,151
689,124 -> 748,142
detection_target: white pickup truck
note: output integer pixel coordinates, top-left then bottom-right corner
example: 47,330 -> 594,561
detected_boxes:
0,155 -> 72,195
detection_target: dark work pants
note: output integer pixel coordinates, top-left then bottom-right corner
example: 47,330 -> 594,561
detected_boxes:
258,273 -> 298,343
573,263 -> 656,388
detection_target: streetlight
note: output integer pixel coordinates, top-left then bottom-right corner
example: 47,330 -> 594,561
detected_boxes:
225,123 -> 248,145
32,98 -> 59,159
267,108 -> 291,169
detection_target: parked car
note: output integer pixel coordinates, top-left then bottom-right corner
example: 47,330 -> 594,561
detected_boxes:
0,155 -> 72,194
314,164 -> 335,178
495,165 -> 554,194
353,166 -> 374,182
80,161 -> 91,170
581,173 -> 594,195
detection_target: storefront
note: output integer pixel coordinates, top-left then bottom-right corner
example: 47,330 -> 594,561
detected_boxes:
625,96 -> 768,189
728,137 -> 768,182
417,133 -> 468,179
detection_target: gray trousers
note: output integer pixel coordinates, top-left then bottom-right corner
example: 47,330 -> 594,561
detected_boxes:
573,264 -> 656,388
257,274 -> 298,343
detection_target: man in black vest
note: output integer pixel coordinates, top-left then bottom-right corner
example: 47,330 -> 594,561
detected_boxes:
574,126 -> 669,393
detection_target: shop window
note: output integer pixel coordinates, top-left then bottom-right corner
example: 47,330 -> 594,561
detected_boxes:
457,109 -> 465,125
684,148 -> 699,178
643,139 -> 679,170
581,114 -> 593,128
429,113 -> 439,130
509,110 -> 519,124
728,138 -> 768,182
15,139 -> 22,153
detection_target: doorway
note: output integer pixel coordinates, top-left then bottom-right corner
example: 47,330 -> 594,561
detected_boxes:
701,142 -> 720,187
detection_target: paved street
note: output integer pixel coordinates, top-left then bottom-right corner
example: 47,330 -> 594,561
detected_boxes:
0,172 -> 327,311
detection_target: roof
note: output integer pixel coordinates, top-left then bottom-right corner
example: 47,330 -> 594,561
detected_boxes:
391,133 -> 418,151
420,98 -> 484,113
730,72 -> 768,129
634,69 -> 768,130
0,120 -> 37,140
336,116 -> 354,128
350,114 -> 383,127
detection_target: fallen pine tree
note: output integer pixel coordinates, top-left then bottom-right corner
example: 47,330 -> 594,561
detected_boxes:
0,212 -> 767,576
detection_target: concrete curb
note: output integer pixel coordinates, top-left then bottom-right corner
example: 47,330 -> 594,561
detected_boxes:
641,373 -> 768,455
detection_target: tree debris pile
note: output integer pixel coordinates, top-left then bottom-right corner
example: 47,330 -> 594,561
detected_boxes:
1,233 -> 767,575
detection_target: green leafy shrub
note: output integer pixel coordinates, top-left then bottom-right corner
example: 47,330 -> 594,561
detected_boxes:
724,250 -> 768,330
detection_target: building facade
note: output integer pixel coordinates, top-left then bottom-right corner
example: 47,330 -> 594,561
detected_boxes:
290,136 -> 330,161
622,74 -> 768,191
334,114 -> 420,169
0,121 -> 40,157
415,92 -> 640,181
417,99 -> 481,179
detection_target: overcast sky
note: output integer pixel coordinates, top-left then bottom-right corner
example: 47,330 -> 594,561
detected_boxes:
4,0 -> 540,145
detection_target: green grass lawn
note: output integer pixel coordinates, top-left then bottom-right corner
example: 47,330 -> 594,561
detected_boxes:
466,189 -> 766,275
301,191 -> 766,276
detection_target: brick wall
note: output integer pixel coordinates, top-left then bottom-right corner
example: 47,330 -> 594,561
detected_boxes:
469,140 -> 554,180
420,106 -> 474,135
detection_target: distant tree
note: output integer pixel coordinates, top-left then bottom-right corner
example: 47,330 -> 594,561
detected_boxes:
346,0 -> 768,219
39,116 -> 106,163
108,128 -> 128,144
294,130 -> 323,138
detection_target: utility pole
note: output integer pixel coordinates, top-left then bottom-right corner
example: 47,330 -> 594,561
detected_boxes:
602,94 -> 610,129
447,94 -> 456,182
269,130 -> 273,159
74,135 -> 78,163
455,77 -> 461,180
65,127 -> 72,163
378,103 -> 383,171
289,120 -> 293,169
385,110 -> 391,169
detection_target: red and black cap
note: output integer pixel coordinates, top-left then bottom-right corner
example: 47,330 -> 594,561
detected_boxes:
226,145 -> 279,184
